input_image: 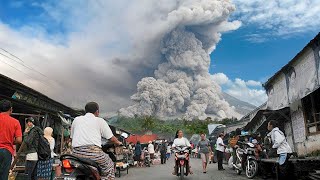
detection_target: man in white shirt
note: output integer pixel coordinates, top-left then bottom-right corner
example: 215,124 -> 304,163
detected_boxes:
216,133 -> 226,170
148,141 -> 155,161
71,102 -> 121,180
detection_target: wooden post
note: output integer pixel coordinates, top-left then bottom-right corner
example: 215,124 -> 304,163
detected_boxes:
42,113 -> 48,129
10,142 -> 26,170
60,127 -> 64,154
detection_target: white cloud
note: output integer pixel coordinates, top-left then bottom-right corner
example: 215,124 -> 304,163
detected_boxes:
233,0 -> 320,39
0,0 -> 241,116
211,73 -> 230,85
212,73 -> 267,106
246,80 -> 262,87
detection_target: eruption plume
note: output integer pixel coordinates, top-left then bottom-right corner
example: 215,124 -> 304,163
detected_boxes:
119,0 -> 241,120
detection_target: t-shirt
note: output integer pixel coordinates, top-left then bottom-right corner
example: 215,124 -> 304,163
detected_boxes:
172,137 -> 191,148
229,136 -> 239,148
135,144 -> 142,156
160,143 -> 167,153
198,139 -> 210,154
71,113 -> 114,148
216,137 -> 225,152
148,143 -> 155,154
167,145 -> 171,153
0,113 -> 22,155
26,152 -> 38,161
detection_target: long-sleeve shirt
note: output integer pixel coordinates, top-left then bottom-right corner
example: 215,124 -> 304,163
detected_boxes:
172,137 -> 191,148
270,128 -> 292,154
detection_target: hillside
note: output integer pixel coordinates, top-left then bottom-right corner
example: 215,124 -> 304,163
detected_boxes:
222,92 -> 256,116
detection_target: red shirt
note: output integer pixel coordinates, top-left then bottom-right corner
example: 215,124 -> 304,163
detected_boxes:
0,113 -> 22,155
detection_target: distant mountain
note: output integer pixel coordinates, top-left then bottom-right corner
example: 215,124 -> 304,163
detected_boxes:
222,92 -> 256,116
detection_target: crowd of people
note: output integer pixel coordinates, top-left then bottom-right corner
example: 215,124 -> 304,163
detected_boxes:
0,100 -> 56,180
0,99 -> 293,180
131,140 -> 172,167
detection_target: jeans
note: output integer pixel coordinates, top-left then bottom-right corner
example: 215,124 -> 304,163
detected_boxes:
25,160 -> 38,180
217,151 -> 224,170
279,153 -> 291,179
0,148 -> 12,180
166,153 -> 170,159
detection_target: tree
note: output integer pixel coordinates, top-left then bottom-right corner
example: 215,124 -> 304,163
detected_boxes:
142,116 -> 156,131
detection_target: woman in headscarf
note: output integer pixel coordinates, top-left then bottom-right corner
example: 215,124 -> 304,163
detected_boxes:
36,127 -> 56,180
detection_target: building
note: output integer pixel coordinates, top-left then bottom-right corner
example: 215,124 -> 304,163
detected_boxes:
225,102 -> 267,134
244,32 -> 320,156
0,73 -> 82,155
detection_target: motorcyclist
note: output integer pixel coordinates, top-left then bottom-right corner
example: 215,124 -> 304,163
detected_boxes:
71,102 -> 122,180
172,130 -> 193,175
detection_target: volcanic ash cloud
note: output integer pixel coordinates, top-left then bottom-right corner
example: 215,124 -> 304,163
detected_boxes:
119,0 -> 241,120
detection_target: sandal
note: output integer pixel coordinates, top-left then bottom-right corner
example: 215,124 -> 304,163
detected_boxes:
189,167 -> 193,174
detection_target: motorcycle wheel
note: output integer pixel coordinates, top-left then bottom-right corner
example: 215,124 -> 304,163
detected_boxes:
228,156 -> 234,169
180,165 -> 184,180
236,169 -> 242,175
246,160 -> 258,179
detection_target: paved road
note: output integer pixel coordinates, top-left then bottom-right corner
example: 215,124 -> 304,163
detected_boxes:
118,157 -> 256,180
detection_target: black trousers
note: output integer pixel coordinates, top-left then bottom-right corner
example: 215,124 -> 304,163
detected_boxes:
217,150 -> 224,170
279,155 -> 292,179
0,149 -> 12,180
25,160 -> 38,180
161,152 -> 166,164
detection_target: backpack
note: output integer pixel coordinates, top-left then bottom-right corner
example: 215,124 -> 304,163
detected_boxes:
36,129 -> 51,160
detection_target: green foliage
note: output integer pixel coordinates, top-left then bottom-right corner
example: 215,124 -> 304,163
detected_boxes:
112,116 -> 238,137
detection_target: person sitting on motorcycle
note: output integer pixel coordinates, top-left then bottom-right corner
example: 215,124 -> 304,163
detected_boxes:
229,128 -> 241,165
251,139 -> 263,160
71,102 -> 122,180
172,130 -> 193,175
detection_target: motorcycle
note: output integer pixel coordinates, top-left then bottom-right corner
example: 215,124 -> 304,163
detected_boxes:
233,141 -> 259,179
174,146 -> 191,180
57,133 -> 128,180
143,148 -> 151,167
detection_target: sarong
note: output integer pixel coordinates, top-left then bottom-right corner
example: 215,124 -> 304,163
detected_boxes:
37,158 -> 54,179
73,145 -> 115,180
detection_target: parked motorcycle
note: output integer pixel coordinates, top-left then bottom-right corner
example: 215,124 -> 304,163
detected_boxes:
174,146 -> 191,180
57,133 -> 128,180
233,141 -> 258,179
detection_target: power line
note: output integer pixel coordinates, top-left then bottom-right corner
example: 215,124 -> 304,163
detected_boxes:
0,50 -> 48,78
0,58 -> 53,88
0,48 -> 63,88
0,48 -> 24,62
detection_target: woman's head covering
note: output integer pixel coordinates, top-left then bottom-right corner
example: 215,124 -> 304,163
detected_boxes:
44,127 -> 54,142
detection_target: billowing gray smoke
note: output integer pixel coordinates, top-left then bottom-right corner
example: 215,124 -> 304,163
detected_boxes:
120,0 -> 241,120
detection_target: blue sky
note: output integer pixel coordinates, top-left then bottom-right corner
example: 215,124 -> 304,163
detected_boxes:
1,0 -> 320,109
210,27 -> 317,83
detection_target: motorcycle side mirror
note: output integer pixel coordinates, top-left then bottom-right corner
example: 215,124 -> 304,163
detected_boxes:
121,133 -> 129,139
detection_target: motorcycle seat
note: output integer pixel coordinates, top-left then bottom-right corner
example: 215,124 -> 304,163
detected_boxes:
60,154 -> 102,174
